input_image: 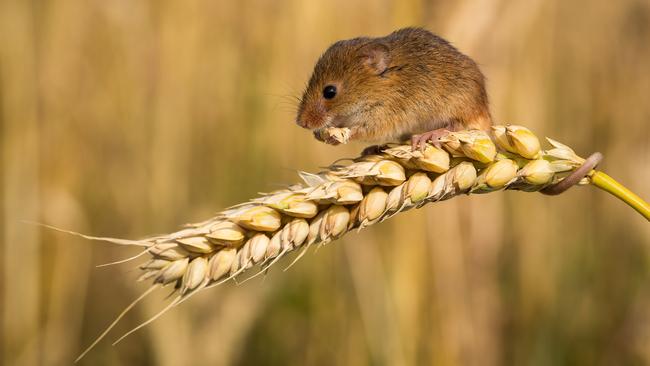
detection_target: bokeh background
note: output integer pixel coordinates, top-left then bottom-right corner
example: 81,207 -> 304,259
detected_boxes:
2,0 -> 650,365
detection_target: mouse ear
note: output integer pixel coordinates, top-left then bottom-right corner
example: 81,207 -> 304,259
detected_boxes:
359,42 -> 390,75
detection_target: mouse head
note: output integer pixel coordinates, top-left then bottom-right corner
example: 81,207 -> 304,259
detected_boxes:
296,38 -> 392,131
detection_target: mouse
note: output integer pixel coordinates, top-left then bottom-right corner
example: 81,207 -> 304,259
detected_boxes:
295,27 -> 492,150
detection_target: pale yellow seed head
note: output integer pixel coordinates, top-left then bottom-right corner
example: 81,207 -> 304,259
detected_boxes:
457,131 -> 497,163
280,223 -> 292,251
453,162 -> 478,191
270,194 -> 318,218
428,162 -> 477,200
484,159 -> 519,188
429,173 -> 446,199
381,145 -> 419,169
208,248 -> 237,281
405,172 -> 432,203
206,221 -> 246,247
506,125 -> 541,159
148,243 -> 191,261
232,206 -> 282,232
302,182 -> 333,203
181,257 -> 208,294
374,160 -> 406,186
303,180 -> 363,204
492,125 -> 516,152
359,187 -> 388,222
268,192 -> 298,210
249,233 -> 270,264
384,183 -> 406,215
519,159 -> 555,185
545,138 -> 585,167
283,200 -> 318,218
336,181 -> 364,204
176,236 -> 214,254
549,159 -> 579,173
155,258 -> 189,285
284,218 -> 310,248
322,205 -> 351,241
440,134 -> 465,157
341,160 -> 404,186
131,125 -> 596,298
341,161 -> 377,180
493,125 -> 542,159
414,145 -> 450,173
238,240 -> 252,269
347,204 -> 361,229
307,211 -> 325,245
266,231 -> 282,259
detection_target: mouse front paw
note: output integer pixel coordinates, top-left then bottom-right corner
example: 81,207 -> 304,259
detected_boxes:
411,128 -> 450,151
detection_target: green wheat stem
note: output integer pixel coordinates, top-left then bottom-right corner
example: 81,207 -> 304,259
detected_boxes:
590,170 -> 650,221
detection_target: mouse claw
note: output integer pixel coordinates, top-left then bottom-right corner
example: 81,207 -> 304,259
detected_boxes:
410,136 -> 426,152
411,129 -> 449,151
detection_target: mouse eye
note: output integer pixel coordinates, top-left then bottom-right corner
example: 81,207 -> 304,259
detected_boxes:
322,85 -> 337,100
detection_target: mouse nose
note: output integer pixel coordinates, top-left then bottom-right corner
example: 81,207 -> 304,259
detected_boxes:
296,103 -> 328,130
296,117 -> 309,129
295,105 -> 311,129
296,115 -> 324,130
296,111 -> 317,129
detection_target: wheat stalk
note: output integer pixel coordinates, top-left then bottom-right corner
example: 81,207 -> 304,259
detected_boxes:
68,124 -> 648,361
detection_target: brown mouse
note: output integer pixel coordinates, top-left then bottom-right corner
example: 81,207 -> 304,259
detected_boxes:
295,27 -> 492,149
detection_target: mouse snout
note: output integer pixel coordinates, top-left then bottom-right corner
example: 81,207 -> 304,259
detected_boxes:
296,102 -> 329,130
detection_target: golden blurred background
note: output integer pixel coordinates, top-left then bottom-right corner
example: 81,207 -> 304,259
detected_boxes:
2,0 -> 650,365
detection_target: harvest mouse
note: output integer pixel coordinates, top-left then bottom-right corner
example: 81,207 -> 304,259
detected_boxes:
295,27 -> 491,150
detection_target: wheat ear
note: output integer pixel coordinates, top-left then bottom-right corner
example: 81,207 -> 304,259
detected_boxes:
67,124 -> 648,361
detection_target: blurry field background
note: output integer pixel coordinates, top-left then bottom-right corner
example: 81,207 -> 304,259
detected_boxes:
2,0 -> 650,365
